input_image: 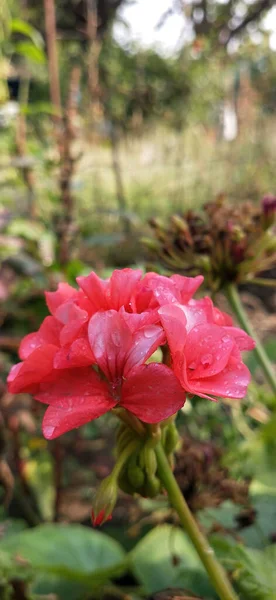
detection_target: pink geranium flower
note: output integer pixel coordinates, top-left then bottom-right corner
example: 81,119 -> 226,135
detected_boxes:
159,301 -> 255,400
7,268 -> 254,440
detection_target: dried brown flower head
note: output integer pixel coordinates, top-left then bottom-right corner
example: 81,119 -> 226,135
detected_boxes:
144,195 -> 276,292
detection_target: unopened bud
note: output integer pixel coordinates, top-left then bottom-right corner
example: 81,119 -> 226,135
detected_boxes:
144,446 -> 157,478
171,215 -> 189,233
91,475 -> 118,527
127,452 -> 145,489
144,474 -> 161,498
141,237 -> 161,252
261,195 -> 276,229
163,422 -> 180,455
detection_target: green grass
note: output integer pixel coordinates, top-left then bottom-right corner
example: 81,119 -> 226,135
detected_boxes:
1,115 -> 276,233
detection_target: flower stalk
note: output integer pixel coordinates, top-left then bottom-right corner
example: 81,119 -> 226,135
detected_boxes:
224,283 -> 276,395
155,442 -> 238,600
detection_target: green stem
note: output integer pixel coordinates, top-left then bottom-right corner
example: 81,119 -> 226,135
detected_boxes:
245,277 -> 276,288
111,439 -> 141,480
224,283 -> 276,395
155,443 -> 238,600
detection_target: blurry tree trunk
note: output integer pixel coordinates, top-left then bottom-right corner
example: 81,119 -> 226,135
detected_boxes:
110,123 -> 130,234
43,0 -> 77,266
15,76 -> 36,218
43,0 -> 61,117
87,0 -> 102,131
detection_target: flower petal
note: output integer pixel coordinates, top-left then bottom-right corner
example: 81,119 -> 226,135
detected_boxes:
88,310 -> 132,380
42,398 -> 115,439
190,355 -> 251,399
54,337 -> 95,369
222,327 -> 255,351
108,268 -> 142,310
56,306 -> 88,347
121,363 -> 185,423
7,344 -> 58,394
119,307 -> 159,332
158,304 -> 188,354
76,272 -> 109,312
186,324 -> 235,379
170,274 -> 204,303
124,325 -> 165,376
35,367 -> 110,405
45,283 -> 77,315
19,316 -> 62,360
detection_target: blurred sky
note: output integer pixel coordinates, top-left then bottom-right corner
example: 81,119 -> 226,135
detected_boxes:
113,0 -> 276,54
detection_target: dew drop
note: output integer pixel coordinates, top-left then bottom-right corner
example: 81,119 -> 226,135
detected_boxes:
111,331 -> 121,347
144,326 -> 158,339
201,353 -> 213,367
222,335 -> 231,343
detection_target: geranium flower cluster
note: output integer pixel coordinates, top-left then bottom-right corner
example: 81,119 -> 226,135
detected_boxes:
8,269 -> 255,440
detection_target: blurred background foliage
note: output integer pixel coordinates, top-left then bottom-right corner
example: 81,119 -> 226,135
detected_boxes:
0,0 -> 276,599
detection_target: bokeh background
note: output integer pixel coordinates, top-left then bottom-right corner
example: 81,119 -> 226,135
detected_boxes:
0,1 -> 276,599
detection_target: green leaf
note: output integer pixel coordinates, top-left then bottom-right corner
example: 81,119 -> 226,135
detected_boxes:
7,219 -> 45,241
32,574 -> 88,600
22,102 -> 58,116
0,519 -> 28,540
212,538 -> 276,599
14,41 -> 46,64
11,19 -> 44,47
0,524 -> 126,585
131,525 -> 217,598
232,546 -> 276,600
198,501 -> 241,531
241,494 -> 276,549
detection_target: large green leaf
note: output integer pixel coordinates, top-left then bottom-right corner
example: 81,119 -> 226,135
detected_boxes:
130,524 -> 217,598
0,524 -> 126,585
232,546 -> 276,600
241,494 -> 276,549
212,538 -> 276,599
32,574 -> 88,600
14,41 -> 46,64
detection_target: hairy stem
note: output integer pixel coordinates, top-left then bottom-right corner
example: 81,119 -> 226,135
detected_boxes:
155,443 -> 238,600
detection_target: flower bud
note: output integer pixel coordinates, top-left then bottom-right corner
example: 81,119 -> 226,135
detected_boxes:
144,446 -> 158,478
127,452 -> 145,489
171,215 -> 190,234
163,422 -> 180,455
91,475 -> 118,527
262,195 -> 276,229
143,474 -> 161,498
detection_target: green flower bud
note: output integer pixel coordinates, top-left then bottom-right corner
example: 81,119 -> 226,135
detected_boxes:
126,452 -> 145,489
127,463 -> 145,489
144,446 -> 157,478
163,422 -> 180,455
91,475 -> 118,527
143,474 -> 161,498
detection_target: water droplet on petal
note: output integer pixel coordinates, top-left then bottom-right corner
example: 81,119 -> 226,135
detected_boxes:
111,331 -> 121,347
144,326 -> 158,339
201,353 -> 213,367
222,335 -> 231,343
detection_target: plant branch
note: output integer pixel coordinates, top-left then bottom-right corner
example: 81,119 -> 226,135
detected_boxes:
225,283 -> 276,394
155,442 -> 238,600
